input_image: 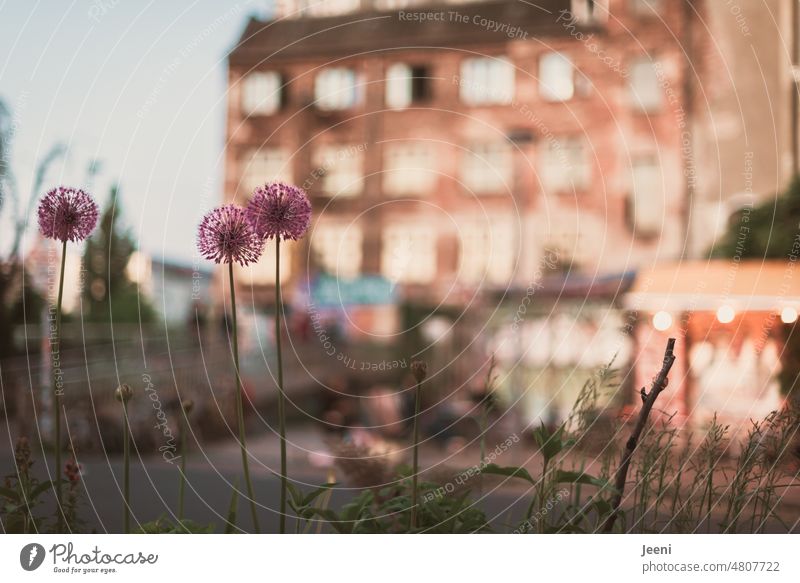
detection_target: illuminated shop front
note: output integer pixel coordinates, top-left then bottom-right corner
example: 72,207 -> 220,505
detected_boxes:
626,261 -> 798,427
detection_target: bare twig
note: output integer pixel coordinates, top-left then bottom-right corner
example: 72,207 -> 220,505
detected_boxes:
602,338 -> 676,533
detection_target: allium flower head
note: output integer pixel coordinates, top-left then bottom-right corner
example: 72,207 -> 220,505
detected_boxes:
37,186 -> 99,242
245,182 -> 311,241
197,204 -> 263,266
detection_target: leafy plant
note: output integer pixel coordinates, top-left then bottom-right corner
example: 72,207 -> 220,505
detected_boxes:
308,473 -> 490,534
137,516 -> 214,534
286,481 -> 336,533
0,437 -> 55,533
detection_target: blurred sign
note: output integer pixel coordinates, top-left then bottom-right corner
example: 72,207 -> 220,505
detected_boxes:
310,274 -> 396,307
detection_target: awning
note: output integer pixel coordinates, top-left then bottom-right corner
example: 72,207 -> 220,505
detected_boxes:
498,270 -> 636,301
624,260 -> 800,311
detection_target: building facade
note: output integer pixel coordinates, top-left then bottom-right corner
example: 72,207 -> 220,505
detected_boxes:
225,0 -> 706,305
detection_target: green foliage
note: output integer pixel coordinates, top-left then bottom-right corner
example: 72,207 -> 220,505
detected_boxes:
82,185 -> 155,323
711,175 -> 800,261
287,481 -> 336,532
1,437 -> 55,533
308,476 -> 491,534
710,176 -> 800,396
137,516 -> 214,534
5,361 -> 797,534
532,423 -> 575,463
481,463 -> 536,484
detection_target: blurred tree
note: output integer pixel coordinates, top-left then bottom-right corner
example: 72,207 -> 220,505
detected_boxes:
712,175 -> 800,260
711,176 -> 800,398
82,185 -> 155,323
0,98 -> 64,361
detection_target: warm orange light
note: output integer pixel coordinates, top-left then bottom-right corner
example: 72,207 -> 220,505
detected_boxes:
781,306 -> 798,324
652,311 -> 672,331
716,305 -> 735,324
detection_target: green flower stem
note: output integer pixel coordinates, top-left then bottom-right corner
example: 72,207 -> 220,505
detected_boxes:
229,262 -> 260,533
53,238 -> 67,532
537,457 -> 549,533
122,399 -> 130,533
178,412 -> 187,521
275,238 -> 288,534
411,379 -> 422,529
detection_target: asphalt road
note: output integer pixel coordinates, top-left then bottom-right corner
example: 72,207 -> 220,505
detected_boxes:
0,436 -> 534,534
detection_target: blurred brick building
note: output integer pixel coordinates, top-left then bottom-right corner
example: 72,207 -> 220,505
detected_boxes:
221,0 -> 800,423
225,0 -> 708,301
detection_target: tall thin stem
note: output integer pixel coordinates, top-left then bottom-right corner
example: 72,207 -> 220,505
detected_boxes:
53,238 -> 67,532
122,400 -> 130,533
229,262 -> 260,533
275,238 -> 288,534
537,457 -> 550,533
178,412 -> 187,521
411,379 -> 422,529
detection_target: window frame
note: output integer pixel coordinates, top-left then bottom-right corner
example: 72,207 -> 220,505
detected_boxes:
241,71 -> 284,116
461,141 -> 514,195
459,56 -> 515,106
539,52 -> 575,102
629,57 -> 663,113
315,67 -> 359,111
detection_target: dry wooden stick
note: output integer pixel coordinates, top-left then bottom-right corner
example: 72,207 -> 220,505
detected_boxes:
602,338 -> 676,533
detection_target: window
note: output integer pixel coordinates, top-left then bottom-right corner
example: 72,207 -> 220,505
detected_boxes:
313,144 -> 364,196
458,218 -> 515,285
571,0 -> 608,24
628,155 -> 664,236
315,67 -> 358,111
241,72 -> 283,115
630,58 -> 662,111
539,137 -> 590,192
385,63 -> 431,109
383,142 -> 436,195
374,0 -> 424,9
238,241 -> 293,284
312,221 -> 362,278
539,52 -> 574,101
459,57 -> 515,105
381,223 -> 436,284
462,142 -> 513,194
630,0 -> 662,16
298,0 -> 360,17
241,148 -> 292,193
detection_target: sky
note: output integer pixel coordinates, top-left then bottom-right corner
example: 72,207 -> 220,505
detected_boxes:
0,0 -> 272,263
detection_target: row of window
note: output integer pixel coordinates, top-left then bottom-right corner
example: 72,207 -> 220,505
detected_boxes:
240,53 -> 664,115
241,143 -> 665,235
239,219 -> 516,286
242,139 -> 587,198
241,182 -> 668,287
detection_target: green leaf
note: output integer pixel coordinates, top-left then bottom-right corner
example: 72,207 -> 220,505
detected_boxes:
342,492 -> 372,522
0,486 -> 20,501
302,483 -> 337,507
424,498 -> 446,523
554,470 -> 612,490
590,498 -> 614,517
480,464 -> 535,485
28,480 -> 56,500
285,481 -> 302,506
532,423 -> 572,462
313,508 -> 350,533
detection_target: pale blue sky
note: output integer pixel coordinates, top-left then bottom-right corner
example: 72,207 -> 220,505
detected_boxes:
0,0 -> 271,262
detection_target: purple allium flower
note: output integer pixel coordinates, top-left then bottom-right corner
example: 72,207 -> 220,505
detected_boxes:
245,182 -> 311,241
37,186 -> 99,242
197,204 -> 263,266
